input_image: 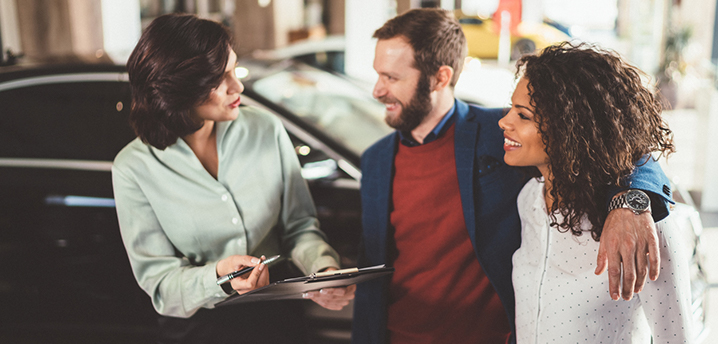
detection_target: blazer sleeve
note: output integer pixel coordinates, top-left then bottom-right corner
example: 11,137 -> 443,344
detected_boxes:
606,155 -> 674,222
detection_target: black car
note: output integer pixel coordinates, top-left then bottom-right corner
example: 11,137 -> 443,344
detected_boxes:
0,58 -> 388,343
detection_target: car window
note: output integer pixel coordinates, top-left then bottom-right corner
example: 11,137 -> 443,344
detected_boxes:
251,68 -> 392,156
0,80 -> 135,161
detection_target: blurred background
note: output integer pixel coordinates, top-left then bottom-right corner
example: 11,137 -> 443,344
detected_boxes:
0,0 -> 717,343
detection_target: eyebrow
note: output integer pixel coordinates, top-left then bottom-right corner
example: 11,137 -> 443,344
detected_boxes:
513,104 -> 534,113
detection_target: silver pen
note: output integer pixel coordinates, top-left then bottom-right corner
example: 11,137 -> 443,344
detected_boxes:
216,255 -> 281,285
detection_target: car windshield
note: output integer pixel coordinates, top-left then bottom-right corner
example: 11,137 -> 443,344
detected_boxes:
251,66 -> 392,156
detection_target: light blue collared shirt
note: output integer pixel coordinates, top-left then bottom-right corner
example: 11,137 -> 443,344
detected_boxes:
399,101 -> 457,147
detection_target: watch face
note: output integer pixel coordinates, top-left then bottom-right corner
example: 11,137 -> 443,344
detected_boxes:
626,190 -> 650,211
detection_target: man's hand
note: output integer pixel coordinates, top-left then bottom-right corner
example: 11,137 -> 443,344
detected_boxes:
595,208 -> 659,301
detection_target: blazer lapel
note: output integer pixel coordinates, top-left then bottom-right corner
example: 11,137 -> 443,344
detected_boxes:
363,133 -> 399,264
453,100 -> 480,249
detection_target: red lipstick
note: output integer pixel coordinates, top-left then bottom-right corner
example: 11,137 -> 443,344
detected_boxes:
229,96 -> 241,108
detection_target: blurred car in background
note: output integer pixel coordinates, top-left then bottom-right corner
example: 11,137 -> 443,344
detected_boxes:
253,35 -> 346,75
456,12 -> 571,60
254,35 -> 516,108
671,184 -> 711,343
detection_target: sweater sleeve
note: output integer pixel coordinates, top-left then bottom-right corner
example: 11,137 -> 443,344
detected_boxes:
112,160 -> 227,318
638,215 -> 694,343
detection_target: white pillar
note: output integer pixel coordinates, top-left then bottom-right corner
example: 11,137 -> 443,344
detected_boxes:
0,0 -> 21,58
522,0 -> 543,24
440,0 -> 454,10
345,0 -> 395,83
101,0 -> 141,64
702,90 -> 718,211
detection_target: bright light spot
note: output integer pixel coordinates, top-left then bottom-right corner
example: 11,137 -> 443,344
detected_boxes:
258,0 -> 271,7
466,57 -> 482,71
297,145 -> 311,156
235,67 -> 249,79
301,159 -> 337,180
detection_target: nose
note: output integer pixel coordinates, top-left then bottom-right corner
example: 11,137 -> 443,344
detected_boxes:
372,79 -> 386,99
229,72 -> 244,94
498,110 -> 514,131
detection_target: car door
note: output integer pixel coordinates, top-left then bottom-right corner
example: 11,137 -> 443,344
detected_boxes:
0,69 -> 159,341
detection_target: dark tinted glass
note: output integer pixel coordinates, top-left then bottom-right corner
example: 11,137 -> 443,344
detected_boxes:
0,80 -> 135,160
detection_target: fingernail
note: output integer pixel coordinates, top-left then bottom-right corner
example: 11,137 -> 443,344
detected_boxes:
320,289 -> 329,294
612,293 -> 619,300
302,293 -> 309,298
251,258 -> 260,264
258,264 -> 265,271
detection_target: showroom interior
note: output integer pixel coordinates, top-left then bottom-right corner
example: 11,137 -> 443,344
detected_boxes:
1,0 -> 718,343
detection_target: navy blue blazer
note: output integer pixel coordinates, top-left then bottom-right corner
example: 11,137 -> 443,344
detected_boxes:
352,100 -> 672,344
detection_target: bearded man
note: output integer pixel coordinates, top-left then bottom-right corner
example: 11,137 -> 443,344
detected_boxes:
352,8 -> 674,344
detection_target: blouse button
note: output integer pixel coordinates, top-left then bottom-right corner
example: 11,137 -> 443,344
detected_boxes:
221,194 -> 228,201
232,217 -> 239,225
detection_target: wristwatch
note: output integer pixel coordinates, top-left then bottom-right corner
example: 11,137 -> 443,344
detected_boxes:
608,189 -> 651,215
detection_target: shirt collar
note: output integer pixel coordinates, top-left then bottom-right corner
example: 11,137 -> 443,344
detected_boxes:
399,101 -> 457,147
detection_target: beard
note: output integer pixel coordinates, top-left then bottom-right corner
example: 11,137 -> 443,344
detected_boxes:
379,73 -> 433,132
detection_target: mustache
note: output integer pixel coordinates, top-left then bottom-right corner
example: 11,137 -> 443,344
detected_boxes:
376,95 -> 401,107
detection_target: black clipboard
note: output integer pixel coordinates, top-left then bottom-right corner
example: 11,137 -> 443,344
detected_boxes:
215,265 -> 393,306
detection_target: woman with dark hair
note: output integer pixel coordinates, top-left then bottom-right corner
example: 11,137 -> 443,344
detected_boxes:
112,13 -> 353,343
499,42 -> 692,342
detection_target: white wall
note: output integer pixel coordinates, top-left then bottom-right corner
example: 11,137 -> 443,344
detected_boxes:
0,0 -> 21,57
101,0 -> 141,64
345,0 -> 395,83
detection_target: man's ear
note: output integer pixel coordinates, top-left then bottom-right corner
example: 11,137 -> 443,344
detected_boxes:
433,65 -> 454,91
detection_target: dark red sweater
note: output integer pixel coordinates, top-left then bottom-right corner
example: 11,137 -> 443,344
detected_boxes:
387,125 -> 511,343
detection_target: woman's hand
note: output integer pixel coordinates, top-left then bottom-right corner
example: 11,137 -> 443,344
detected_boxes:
216,255 -> 270,294
302,268 -> 356,310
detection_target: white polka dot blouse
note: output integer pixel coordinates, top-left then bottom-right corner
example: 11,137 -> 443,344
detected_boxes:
512,178 -> 693,343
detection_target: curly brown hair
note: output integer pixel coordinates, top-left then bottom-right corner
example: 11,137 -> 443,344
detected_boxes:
516,42 -> 674,240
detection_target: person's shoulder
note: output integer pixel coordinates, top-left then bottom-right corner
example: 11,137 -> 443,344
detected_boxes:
517,177 -> 542,208
236,105 -> 282,127
363,131 -> 397,158
466,103 -> 506,122
113,137 -> 150,170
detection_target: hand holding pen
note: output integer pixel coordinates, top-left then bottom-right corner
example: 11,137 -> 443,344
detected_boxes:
216,255 -> 281,285
215,254 -> 278,294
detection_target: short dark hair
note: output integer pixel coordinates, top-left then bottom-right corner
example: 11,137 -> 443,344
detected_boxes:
126,13 -> 233,149
517,42 -> 674,240
373,8 -> 466,87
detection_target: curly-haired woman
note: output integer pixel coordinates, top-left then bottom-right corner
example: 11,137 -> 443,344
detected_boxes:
499,42 -> 693,343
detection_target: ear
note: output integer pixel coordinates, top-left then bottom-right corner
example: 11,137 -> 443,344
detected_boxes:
433,65 -> 454,91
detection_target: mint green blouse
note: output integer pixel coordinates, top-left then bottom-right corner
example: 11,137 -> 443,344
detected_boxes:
112,106 -> 340,318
